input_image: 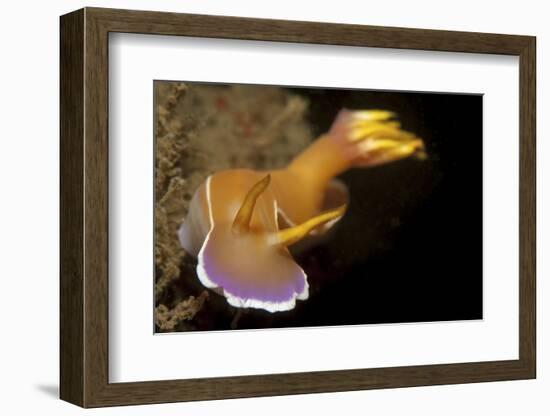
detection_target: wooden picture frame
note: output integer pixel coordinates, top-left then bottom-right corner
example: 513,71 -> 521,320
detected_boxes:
60,7 -> 536,408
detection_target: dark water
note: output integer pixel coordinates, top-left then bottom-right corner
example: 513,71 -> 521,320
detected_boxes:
169,85 -> 483,331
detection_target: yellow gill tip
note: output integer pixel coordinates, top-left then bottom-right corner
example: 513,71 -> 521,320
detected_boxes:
349,122 -> 405,143
368,138 -> 426,163
350,110 -> 396,122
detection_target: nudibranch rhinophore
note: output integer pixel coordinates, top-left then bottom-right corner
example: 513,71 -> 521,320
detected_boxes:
178,109 -> 426,313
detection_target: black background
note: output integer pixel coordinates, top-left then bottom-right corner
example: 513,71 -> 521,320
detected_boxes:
183,86 -> 483,331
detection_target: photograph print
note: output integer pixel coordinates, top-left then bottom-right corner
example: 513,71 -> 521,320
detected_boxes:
154,81 -> 482,333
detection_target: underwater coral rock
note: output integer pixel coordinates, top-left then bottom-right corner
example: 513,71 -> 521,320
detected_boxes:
155,291 -> 209,331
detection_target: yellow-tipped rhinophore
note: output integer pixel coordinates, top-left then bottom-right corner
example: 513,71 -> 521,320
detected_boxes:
232,174 -> 271,234
271,204 -> 347,247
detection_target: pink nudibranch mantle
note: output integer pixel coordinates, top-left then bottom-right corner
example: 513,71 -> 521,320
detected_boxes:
178,109 -> 425,313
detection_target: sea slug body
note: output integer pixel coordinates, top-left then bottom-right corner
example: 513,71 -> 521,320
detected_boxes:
179,109 -> 425,312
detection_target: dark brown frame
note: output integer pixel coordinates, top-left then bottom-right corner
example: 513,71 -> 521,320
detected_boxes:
60,7 -> 536,408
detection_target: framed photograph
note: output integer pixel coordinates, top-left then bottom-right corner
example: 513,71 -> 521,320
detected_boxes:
60,7 -> 536,408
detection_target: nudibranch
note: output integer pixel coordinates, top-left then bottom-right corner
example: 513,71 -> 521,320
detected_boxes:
179,109 -> 425,312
